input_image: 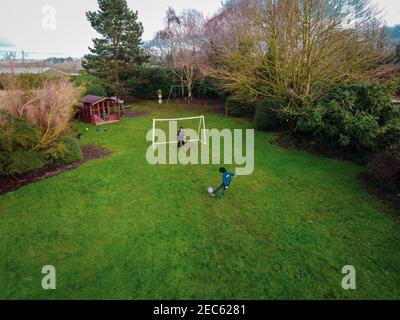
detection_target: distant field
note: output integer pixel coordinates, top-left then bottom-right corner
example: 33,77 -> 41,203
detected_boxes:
0,101 -> 399,299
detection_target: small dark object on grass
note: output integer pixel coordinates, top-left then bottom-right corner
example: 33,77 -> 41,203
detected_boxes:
76,132 -> 83,140
104,128 -> 109,132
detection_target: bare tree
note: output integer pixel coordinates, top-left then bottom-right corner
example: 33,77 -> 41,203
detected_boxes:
208,0 -> 393,112
147,8 -> 206,101
204,0 -> 258,54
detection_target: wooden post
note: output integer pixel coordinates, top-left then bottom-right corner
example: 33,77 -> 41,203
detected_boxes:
89,105 -> 93,123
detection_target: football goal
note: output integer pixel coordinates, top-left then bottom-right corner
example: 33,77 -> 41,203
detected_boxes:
152,116 -> 207,149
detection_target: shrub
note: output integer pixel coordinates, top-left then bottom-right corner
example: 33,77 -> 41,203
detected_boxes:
364,148 -> 400,194
0,112 -> 47,176
123,68 -> 227,101
346,84 -> 393,116
296,101 -> 380,149
0,112 -> 41,151
112,67 -> 227,101
15,73 -> 50,90
71,74 -> 107,97
123,67 -> 174,100
5,150 -> 47,176
0,78 -> 82,156
48,136 -> 82,165
193,77 -> 227,100
225,97 -> 255,117
0,77 -> 83,176
254,100 -> 286,131
0,112 -> 81,176
379,114 -> 400,149
0,73 -> 52,92
293,83 -> 400,158
391,76 -> 400,96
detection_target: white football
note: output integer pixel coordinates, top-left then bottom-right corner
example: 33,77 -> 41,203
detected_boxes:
208,187 -> 214,194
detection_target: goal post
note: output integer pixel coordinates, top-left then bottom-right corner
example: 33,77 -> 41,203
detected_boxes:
152,116 -> 207,149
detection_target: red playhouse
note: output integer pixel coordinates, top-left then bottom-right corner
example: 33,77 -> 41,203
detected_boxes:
79,95 -> 125,126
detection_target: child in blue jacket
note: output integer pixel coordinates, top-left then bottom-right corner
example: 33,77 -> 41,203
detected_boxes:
211,167 -> 236,199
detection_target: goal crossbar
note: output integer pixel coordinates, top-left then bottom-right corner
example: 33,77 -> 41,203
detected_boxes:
152,116 -> 207,149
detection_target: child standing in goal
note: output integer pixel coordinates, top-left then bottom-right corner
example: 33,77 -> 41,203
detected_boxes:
211,167 -> 236,199
177,127 -> 186,148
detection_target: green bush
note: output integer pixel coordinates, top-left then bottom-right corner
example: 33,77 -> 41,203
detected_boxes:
193,77 -> 227,100
379,113 -> 400,149
124,69 -> 228,101
15,73 -> 50,90
47,136 -> 82,166
0,112 -> 47,176
0,73 -> 50,91
71,74 -> 107,97
293,83 -> 400,157
5,150 -> 47,176
0,112 -> 82,176
0,112 -> 41,151
225,97 -> 255,117
123,67 -> 174,100
254,100 -> 286,131
392,76 -> 400,97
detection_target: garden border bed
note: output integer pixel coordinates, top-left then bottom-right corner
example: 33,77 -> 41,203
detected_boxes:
0,145 -> 112,196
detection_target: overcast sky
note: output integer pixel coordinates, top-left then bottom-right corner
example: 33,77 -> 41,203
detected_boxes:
0,0 -> 399,59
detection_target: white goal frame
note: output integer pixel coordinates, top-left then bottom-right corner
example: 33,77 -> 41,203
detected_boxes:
152,116 -> 207,149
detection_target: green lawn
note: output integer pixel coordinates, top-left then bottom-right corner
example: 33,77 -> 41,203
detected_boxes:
0,101 -> 399,300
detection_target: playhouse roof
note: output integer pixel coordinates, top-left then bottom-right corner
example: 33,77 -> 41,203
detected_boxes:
82,95 -> 107,105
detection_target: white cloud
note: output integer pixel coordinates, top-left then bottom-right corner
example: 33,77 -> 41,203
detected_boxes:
374,0 -> 400,26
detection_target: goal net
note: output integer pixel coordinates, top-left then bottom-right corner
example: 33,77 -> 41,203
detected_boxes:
152,116 -> 207,149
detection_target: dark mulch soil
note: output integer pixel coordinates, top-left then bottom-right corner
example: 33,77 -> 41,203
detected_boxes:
124,110 -> 150,118
360,173 -> 400,213
80,144 -> 112,161
0,145 -> 112,196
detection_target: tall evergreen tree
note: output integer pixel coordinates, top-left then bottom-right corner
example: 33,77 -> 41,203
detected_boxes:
83,0 -> 148,97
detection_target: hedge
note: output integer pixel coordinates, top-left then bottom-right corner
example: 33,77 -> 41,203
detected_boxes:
254,99 -> 287,131
225,97 -> 255,117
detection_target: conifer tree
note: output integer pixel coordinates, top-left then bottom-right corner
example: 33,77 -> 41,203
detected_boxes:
83,0 -> 148,97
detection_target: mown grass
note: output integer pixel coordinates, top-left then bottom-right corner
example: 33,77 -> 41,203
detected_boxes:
0,101 -> 399,300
